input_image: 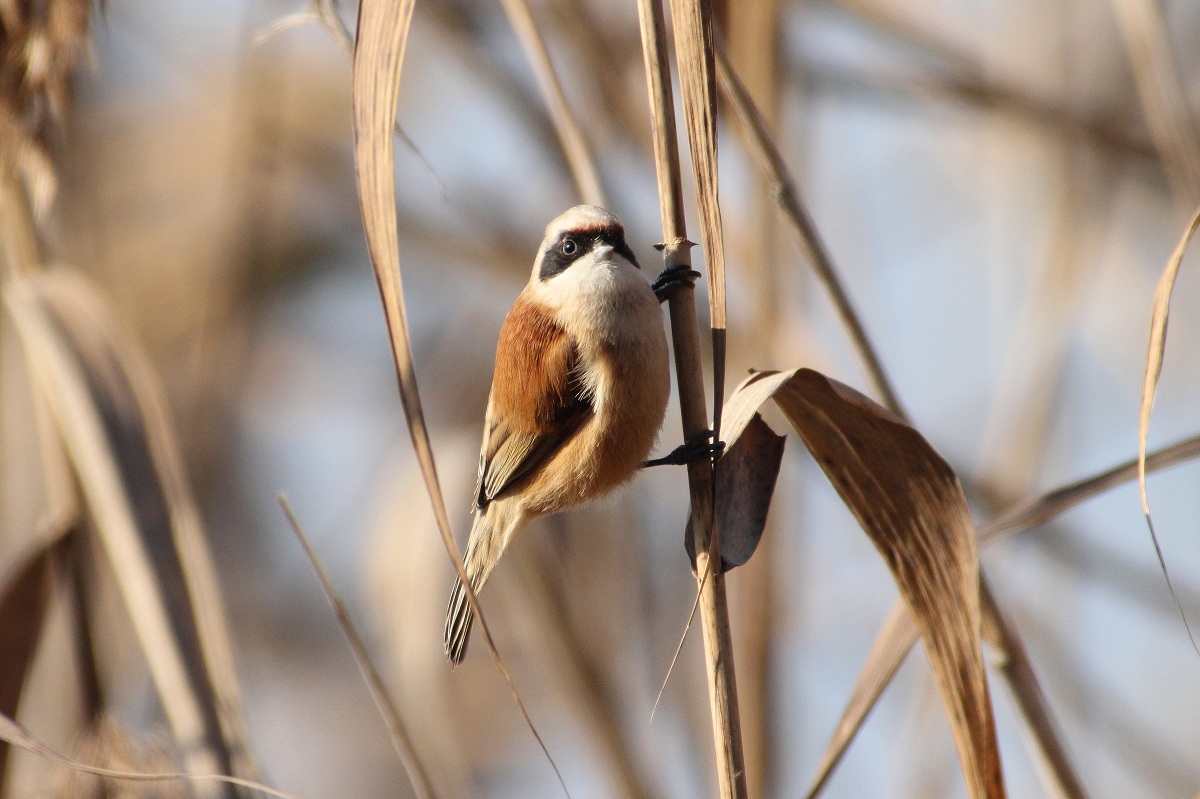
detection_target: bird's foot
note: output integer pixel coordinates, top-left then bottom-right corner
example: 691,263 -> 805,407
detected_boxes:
651,266 -> 702,303
643,429 -> 725,468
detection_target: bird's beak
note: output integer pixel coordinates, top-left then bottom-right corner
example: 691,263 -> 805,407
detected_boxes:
593,243 -> 615,262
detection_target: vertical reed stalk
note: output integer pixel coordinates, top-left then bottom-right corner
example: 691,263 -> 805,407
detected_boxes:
636,1 -> 746,795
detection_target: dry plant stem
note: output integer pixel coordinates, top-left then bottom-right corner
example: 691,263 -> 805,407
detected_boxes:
278,497 -> 436,799
979,580 -> 1088,799
498,0 -> 606,207
636,1 -> 746,796
724,6 -> 783,791
714,44 -> 905,418
0,712 -> 301,799
352,1 -> 567,791
522,546 -> 654,799
803,600 -> 915,799
667,0 -> 727,434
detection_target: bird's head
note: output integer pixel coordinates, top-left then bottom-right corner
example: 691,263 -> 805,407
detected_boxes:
531,205 -> 641,285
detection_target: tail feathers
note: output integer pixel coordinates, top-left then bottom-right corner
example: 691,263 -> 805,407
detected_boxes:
444,576 -> 475,666
444,501 -> 526,665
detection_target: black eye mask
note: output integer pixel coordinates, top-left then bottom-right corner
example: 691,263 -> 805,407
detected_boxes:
538,228 -> 639,281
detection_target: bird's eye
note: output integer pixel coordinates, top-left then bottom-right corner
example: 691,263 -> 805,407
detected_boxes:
561,238 -> 577,256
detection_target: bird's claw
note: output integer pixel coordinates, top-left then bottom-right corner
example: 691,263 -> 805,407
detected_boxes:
643,429 -> 725,468
652,266 -> 702,303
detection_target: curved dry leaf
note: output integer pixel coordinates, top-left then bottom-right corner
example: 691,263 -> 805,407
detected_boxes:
351,1 -> 564,792
1137,204 -> 1200,652
0,533 -> 69,784
685,412 -> 785,572
727,368 -> 1005,799
41,270 -> 260,783
4,271 -> 246,798
810,431 -> 1200,797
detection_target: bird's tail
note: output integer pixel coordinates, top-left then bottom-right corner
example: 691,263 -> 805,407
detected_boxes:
444,501 -> 523,666
444,575 -> 475,667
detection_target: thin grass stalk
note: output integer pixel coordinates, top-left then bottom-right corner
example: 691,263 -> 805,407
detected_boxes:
258,0 -> 443,195
723,7 -> 784,793
979,581 -> 1088,799
521,541 -> 655,799
498,0 -> 606,207
0,713 -> 300,799
635,2 -> 746,796
803,600 -> 915,799
279,497 -> 436,799
351,1 -> 567,790
714,42 -> 905,418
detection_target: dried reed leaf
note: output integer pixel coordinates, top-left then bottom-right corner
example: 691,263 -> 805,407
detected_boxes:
810,431 -> 1200,795
4,270 -> 244,798
643,4 -> 744,796
1137,205 -> 1200,653
498,0 -> 605,207
668,0 -> 727,430
685,413 -> 784,572
0,712 -> 299,799
0,533 -> 67,785
635,0 -> 685,238
1138,208 -> 1200,501
37,268 -> 261,781
728,368 -> 1005,799
1132,203 -> 1200,578
278,497 -> 436,799
351,1 -> 564,790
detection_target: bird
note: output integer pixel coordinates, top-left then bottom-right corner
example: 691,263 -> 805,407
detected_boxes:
444,204 -> 706,665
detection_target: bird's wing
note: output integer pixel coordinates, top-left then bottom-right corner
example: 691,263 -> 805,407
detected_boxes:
473,296 -> 593,509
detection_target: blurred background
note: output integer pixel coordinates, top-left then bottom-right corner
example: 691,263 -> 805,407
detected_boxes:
3,0 -> 1200,797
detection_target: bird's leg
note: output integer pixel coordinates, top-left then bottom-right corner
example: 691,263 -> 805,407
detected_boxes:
651,266 -> 702,303
643,429 -> 725,468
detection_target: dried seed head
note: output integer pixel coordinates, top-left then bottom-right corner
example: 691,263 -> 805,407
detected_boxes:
0,0 -> 93,208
